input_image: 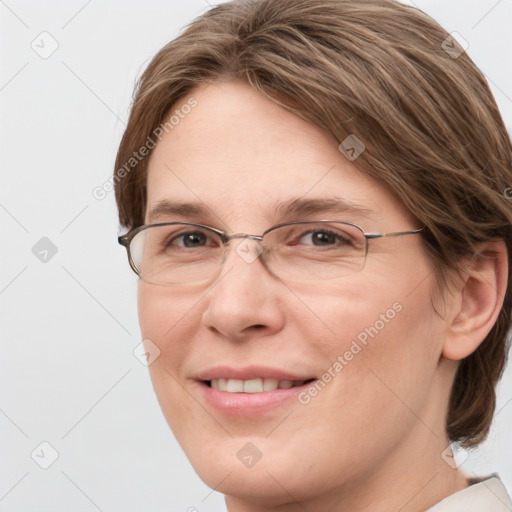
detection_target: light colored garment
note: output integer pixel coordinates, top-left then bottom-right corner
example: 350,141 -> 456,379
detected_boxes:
426,475 -> 512,511
221,474 -> 512,511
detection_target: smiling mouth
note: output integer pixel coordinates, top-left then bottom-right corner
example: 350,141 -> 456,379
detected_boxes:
206,378 -> 316,393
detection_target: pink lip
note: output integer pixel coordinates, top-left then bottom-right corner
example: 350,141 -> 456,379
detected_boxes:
197,380 -> 316,416
194,366 -> 317,416
195,365 -> 314,381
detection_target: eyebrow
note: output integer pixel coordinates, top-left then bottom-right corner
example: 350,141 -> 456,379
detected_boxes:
147,197 -> 377,224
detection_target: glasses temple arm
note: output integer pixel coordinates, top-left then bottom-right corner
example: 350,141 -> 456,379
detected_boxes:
365,227 -> 425,240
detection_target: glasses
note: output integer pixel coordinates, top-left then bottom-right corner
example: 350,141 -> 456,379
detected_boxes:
118,220 -> 424,286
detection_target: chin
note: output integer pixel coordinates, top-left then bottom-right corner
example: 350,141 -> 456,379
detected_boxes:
171,428 -> 335,505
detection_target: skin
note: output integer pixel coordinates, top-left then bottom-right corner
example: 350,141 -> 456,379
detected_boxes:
138,80 -> 507,511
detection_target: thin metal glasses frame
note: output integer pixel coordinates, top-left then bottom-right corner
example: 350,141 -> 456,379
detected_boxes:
118,220 -> 425,280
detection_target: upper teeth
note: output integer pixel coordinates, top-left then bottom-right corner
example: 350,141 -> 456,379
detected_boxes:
210,378 -> 306,393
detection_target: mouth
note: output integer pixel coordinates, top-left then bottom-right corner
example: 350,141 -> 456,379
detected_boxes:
206,377 -> 316,393
195,368 -> 318,415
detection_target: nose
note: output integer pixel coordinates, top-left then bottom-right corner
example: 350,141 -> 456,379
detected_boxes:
200,237 -> 285,341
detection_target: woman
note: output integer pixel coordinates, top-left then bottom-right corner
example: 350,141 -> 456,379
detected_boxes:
114,0 -> 512,510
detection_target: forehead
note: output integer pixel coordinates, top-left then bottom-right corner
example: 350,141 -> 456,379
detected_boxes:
145,80 -> 409,229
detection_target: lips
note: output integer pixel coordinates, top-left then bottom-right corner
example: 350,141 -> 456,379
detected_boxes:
194,366 -> 317,415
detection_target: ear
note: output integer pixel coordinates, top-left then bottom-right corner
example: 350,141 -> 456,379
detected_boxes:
442,240 -> 508,361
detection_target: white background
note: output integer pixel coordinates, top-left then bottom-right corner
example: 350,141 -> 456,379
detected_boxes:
0,1 -> 511,511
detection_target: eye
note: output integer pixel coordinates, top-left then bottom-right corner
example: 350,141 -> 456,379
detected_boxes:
297,228 -> 352,247
165,229 -> 219,249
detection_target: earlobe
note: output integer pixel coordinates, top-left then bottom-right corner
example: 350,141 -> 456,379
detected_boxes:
442,240 -> 508,361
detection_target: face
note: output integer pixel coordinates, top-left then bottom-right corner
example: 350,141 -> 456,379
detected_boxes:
139,80 -> 454,506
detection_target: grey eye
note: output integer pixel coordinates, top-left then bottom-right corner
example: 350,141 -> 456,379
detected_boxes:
173,231 -> 209,248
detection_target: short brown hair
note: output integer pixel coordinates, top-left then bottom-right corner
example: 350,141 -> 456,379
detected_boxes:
114,0 -> 512,447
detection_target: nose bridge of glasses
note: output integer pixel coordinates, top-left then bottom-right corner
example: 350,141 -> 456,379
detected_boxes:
219,232 -> 268,270
227,233 -> 264,242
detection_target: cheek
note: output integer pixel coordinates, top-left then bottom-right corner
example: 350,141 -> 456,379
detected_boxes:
137,282 -> 201,409
137,282 -> 200,358
137,282 -> 221,455
306,271 -> 445,443
326,270 -> 442,385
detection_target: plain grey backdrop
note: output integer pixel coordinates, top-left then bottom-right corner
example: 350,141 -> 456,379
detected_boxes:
1,0 -> 511,511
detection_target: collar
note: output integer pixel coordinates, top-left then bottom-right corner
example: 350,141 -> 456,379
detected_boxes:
425,475 -> 512,511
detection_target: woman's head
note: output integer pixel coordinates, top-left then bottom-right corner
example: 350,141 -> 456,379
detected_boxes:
114,0 -> 511,507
